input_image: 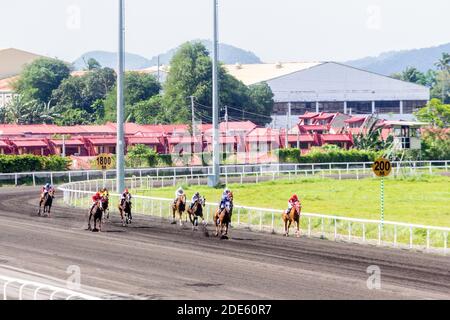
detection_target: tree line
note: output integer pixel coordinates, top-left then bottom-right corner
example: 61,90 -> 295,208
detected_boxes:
0,42 -> 274,127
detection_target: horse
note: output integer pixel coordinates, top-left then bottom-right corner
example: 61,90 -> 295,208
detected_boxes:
100,196 -> 110,223
187,196 -> 206,230
88,202 -> 103,232
172,195 -> 186,226
38,190 -> 55,218
282,201 -> 302,237
118,194 -> 132,227
214,202 -> 231,238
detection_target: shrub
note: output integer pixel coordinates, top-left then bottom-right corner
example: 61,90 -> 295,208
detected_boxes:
0,155 -> 71,173
276,147 -> 381,164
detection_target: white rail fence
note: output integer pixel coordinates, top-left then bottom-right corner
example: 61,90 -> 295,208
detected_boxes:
2,160 -> 449,188
59,178 -> 449,255
1,275 -> 100,300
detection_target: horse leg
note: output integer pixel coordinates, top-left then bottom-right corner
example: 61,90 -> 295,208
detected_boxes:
88,212 -> 92,230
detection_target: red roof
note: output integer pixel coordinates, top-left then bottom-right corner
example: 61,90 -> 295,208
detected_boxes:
314,113 -> 335,120
300,125 -> 329,131
0,140 -> 9,147
299,112 -> 320,119
11,140 -> 48,147
321,134 -> 352,142
287,134 -> 315,143
87,137 -> 117,145
167,136 -> 201,144
345,116 -> 367,124
127,137 -> 161,145
205,136 -> 237,144
50,139 -> 84,146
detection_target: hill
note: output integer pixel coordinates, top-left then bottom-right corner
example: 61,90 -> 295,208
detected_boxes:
345,43 -> 450,75
73,40 -> 262,71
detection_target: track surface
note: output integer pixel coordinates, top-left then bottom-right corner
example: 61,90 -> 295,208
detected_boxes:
0,187 -> 449,300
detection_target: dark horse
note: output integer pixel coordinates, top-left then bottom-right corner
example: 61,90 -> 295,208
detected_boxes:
38,190 -> 55,217
100,196 -> 109,223
187,196 -> 206,230
118,194 -> 132,227
88,202 -> 103,232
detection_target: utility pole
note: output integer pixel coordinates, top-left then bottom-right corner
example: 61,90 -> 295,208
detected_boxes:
116,0 -> 125,194
157,55 -> 160,84
285,109 -> 289,148
209,0 -> 220,187
62,135 -> 66,158
224,105 -> 229,133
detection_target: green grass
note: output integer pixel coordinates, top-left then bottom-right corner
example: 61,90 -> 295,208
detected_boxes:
133,174 -> 450,228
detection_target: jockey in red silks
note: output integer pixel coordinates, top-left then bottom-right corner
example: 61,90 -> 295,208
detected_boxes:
285,194 -> 300,215
89,192 -> 102,214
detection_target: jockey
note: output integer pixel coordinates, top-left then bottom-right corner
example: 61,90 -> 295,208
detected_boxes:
89,191 -> 102,214
190,192 -> 200,210
285,194 -> 300,215
219,188 -> 232,210
120,188 -> 132,207
174,187 -> 186,204
101,188 -> 109,200
40,183 -> 54,201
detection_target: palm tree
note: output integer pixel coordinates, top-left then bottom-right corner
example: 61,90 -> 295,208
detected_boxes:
5,96 -> 59,124
435,53 -> 450,72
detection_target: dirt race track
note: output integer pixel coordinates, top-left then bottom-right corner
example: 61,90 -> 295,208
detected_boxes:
0,187 -> 449,300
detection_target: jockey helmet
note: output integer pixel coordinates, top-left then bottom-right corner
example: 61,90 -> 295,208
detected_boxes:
292,194 -> 298,200
124,188 -> 129,193
195,192 -> 200,197
45,183 -> 50,188
224,188 -> 230,194
177,187 -> 184,193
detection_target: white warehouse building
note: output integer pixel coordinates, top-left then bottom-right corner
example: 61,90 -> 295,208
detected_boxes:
224,62 -> 430,128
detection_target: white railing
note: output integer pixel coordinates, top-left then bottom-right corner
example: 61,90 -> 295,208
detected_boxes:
1,275 -> 100,300
2,160 -> 449,188
59,178 -> 450,255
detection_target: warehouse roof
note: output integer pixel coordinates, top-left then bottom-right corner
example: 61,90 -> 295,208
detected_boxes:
223,62 -> 323,85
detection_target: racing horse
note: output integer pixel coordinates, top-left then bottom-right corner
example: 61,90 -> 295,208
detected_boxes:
171,195 -> 186,226
100,195 -> 110,223
88,201 -> 103,232
38,190 -> 55,217
282,201 -> 301,237
214,201 -> 231,239
187,196 -> 206,230
118,194 -> 132,227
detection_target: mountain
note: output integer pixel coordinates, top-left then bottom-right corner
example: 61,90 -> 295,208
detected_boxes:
345,42 -> 450,75
146,40 -> 262,66
73,40 -> 262,71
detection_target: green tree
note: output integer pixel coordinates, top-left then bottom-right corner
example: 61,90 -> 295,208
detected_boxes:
103,72 -> 161,122
163,41 -> 274,125
130,95 -> 165,124
14,58 -> 71,104
391,67 -> 427,86
421,129 -> 450,160
415,98 -> 450,128
5,96 -> 59,124
54,108 -> 93,126
126,144 -> 158,168
85,58 -> 102,70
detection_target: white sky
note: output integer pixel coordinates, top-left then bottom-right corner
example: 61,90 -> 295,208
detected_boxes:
1,0 -> 449,62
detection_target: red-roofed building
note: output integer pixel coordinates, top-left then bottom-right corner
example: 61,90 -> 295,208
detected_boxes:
0,140 -> 11,154
320,134 -> 353,149
8,139 -> 49,155
126,136 -> 165,153
48,138 -> 88,156
84,136 -> 117,156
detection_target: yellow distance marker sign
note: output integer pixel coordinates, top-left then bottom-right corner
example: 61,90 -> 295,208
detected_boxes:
95,153 -> 114,171
372,158 -> 392,177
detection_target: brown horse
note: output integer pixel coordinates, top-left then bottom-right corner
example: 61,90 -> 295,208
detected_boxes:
172,195 -> 186,226
38,190 -> 55,218
88,202 -> 103,232
214,203 -> 231,238
187,196 -> 206,230
282,201 -> 301,237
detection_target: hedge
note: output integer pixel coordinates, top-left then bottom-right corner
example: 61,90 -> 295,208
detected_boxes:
0,155 -> 71,173
276,148 -> 382,164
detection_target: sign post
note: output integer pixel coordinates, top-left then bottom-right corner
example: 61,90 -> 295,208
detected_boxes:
95,154 -> 114,189
372,158 -> 392,228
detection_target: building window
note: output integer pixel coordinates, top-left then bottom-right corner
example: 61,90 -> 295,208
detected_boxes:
376,101 -> 400,113
347,101 -> 372,114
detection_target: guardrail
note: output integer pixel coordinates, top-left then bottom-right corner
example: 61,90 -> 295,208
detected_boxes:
59,177 -> 449,255
2,160 -> 449,188
1,275 -> 100,300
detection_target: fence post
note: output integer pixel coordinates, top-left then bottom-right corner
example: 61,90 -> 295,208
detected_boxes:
394,225 -> 397,247
426,229 -> 430,251
362,223 -> 366,243
321,217 -> 324,237
308,217 -> 311,237
444,232 -> 448,255
348,222 -> 352,241
271,212 -> 275,233
334,218 -> 337,241
259,211 -> 262,231
237,207 -> 241,225
409,227 -> 413,249
378,224 -> 381,246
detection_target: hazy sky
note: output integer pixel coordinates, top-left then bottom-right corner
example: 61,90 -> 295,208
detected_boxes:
1,0 -> 449,63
